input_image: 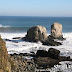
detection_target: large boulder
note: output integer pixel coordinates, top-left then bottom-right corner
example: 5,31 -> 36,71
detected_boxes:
0,36 -> 11,72
34,48 -> 72,68
48,48 -> 60,59
36,50 -> 48,57
26,26 -> 48,42
51,23 -> 62,38
35,57 -> 59,68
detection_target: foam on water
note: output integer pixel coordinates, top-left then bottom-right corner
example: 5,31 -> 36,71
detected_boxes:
0,32 -> 72,58
0,32 -> 72,71
0,24 -> 10,28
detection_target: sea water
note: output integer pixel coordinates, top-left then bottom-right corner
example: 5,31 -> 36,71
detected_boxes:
0,16 -> 72,57
0,16 -> 72,71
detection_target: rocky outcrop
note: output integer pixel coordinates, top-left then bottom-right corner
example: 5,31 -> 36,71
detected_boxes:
35,57 -> 59,68
51,23 -> 62,38
0,36 -> 11,72
9,54 -> 35,72
42,39 -> 62,46
48,35 -> 65,41
36,50 -> 48,57
48,48 -> 60,59
25,26 -> 48,42
34,48 -> 72,68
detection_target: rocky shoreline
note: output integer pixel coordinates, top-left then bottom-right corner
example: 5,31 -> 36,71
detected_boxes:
9,54 -> 35,72
1,23 -> 72,72
8,48 -> 72,72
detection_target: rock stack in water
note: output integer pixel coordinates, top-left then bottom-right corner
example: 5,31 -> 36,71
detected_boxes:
22,23 -> 65,46
51,23 -> 62,38
0,36 -> 11,72
26,26 -> 48,42
49,22 -> 65,40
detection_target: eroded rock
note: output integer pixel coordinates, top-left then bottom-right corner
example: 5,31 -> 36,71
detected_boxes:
51,23 -> 62,38
25,26 -> 48,42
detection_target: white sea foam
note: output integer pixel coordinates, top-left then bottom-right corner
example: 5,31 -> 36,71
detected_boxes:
0,24 -> 10,28
0,32 -> 72,58
0,32 -> 72,71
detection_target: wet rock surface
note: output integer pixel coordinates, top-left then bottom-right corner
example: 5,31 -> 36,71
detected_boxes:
48,35 -> 66,41
42,39 -> 62,46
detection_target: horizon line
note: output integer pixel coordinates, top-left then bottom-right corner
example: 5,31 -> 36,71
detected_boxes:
0,16 -> 72,17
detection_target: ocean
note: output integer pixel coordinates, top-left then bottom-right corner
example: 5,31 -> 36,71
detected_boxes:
0,16 -> 72,58
0,16 -> 72,33
0,16 -> 72,71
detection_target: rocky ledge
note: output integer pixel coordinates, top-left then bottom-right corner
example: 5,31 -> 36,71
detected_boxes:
34,48 -> 72,69
5,48 -> 72,72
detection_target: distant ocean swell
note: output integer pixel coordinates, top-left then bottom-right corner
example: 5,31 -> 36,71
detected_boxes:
0,24 -> 30,33
0,24 -> 10,28
0,23 -> 72,33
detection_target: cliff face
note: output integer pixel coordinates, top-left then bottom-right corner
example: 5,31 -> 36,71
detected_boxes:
0,36 -> 11,72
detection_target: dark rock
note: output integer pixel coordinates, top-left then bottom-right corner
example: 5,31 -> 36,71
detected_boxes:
42,39 -> 62,46
3,39 -> 19,43
4,39 -> 12,41
21,37 -> 30,41
12,37 -> 21,39
35,57 -> 59,68
48,35 -> 66,41
23,53 -> 31,56
48,48 -> 60,59
59,56 -> 71,61
36,50 -> 48,57
30,52 -> 36,57
12,53 -> 18,58
19,53 -> 24,56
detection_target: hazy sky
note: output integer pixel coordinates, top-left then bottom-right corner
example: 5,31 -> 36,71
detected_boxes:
0,0 -> 72,17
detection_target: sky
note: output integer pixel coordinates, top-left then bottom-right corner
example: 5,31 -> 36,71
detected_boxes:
0,0 -> 72,17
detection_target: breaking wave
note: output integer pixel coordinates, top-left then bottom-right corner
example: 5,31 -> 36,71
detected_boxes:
0,24 -> 10,28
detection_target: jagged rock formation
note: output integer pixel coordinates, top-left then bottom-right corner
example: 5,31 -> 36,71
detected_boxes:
0,36 -> 11,72
26,26 -> 48,42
